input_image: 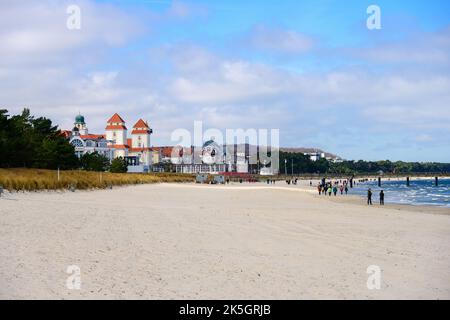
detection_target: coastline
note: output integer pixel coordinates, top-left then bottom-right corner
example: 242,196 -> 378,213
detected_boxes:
2,179 -> 449,214
312,192 -> 450,215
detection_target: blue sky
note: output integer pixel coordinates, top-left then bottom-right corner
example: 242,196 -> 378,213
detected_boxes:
1,0 -> 449,161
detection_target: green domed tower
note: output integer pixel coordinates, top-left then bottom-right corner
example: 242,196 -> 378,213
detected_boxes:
73,113 -> 88,135
75,114 -> 85,125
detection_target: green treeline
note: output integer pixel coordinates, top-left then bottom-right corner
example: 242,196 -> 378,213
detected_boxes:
0,108 -> 126,172
279,152 -> 450,175
0,108 -> 79,169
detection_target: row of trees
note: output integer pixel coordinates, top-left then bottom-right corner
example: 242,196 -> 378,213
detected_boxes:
328,160 -> 450,175
278,152 -> 450,175
0,108 -> 127,172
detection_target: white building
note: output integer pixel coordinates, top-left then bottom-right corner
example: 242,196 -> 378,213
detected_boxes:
68,114 -> 114,161
105,113 -> 154,172
305,152 -> 326,162
66,113 -> 154,172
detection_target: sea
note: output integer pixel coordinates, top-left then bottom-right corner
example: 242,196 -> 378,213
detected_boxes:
350,178 -> 450,207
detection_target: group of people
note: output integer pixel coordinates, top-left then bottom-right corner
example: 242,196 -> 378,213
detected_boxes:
367,188 -> 384,205
317,180 -> 349,196
316,179 -> 386,206
285,178 -> 298,185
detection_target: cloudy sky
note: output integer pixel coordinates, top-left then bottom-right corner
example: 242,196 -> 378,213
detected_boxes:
1,0 -> 449,161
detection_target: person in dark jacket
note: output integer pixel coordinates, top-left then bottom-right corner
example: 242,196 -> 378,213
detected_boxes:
367,188 -> 373,205
379,190 -> 385,205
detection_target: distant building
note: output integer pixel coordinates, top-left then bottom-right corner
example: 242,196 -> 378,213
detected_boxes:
105,113 -> 154,172
168,142 -> 279,175
173,140 -> 228,174
69,114 -> 113,161
304,150 -> 343,163
66,113 -> 156,172
305,151 -> 326,162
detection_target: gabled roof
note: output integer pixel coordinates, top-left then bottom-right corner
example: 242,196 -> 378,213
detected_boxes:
107,113 -> 125,123
131,118 -> 151,134
133,119 -> 149,128
106,113 -> 127,130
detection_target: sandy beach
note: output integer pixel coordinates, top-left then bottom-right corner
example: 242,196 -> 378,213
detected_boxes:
1,182 -> 449,299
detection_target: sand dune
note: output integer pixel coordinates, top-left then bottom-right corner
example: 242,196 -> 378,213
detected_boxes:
0,183 -> 449,299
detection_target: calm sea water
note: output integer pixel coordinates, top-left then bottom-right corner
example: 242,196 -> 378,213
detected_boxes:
350,178 -> 450,207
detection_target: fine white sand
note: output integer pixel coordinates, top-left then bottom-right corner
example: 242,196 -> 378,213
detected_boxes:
0,183 -> 449,299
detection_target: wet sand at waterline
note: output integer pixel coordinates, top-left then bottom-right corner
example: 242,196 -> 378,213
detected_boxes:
0,183 -> 449,299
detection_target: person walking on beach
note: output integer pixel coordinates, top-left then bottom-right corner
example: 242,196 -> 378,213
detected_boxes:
367,188 -> 373,205
318,184 -> 322,195
345,185 -> 348,195
380,190 -> 385,205
340,185 -> 344,195
333,185 -> 338,196
328,186 -> 332,196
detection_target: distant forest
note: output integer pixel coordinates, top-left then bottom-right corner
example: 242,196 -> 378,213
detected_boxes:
1,109 -> 449,175
278,152 -> 450,175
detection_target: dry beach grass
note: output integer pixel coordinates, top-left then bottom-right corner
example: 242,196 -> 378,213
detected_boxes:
0,168 -> 194,191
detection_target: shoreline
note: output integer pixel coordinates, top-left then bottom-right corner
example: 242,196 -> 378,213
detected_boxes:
2,180 -> 449,214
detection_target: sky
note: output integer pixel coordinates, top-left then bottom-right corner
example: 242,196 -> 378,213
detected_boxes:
1,0 -> 450,161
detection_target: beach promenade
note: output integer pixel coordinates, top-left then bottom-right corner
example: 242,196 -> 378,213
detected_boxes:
0,183 -> 449,299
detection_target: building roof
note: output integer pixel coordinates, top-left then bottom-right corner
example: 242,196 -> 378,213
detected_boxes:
129,147 -> 153,152
106,113 -> 127,130
80,134 -> 105,140
75,114 -> 85,124
111,144 -> 129,149
131,119 -> 151,134
161,147 -> 174,157
107,113 -> 125,123
133,119 -> 149,128
105,125 -> 127,130
60,130 -> 72,138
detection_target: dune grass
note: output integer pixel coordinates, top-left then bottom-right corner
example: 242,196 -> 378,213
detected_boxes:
0,168 -> 194,191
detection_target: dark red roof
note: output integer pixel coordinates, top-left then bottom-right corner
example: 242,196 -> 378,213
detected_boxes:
80,134 -> 105,140
105,125 -> 127,130
129,147 -> 153,152
60,130 -> 72,138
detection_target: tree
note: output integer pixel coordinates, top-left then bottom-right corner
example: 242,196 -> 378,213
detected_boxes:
110,157 -> 128,173
0,108 -> 78,169
80,152 -> 110,172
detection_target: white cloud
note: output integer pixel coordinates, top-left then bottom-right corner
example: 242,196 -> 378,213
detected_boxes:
352,26 -> 450,67
0,0 -> 145,66
246,25 -> 314,54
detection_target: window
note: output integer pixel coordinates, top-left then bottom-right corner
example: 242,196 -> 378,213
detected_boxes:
71,139 -> 84,148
